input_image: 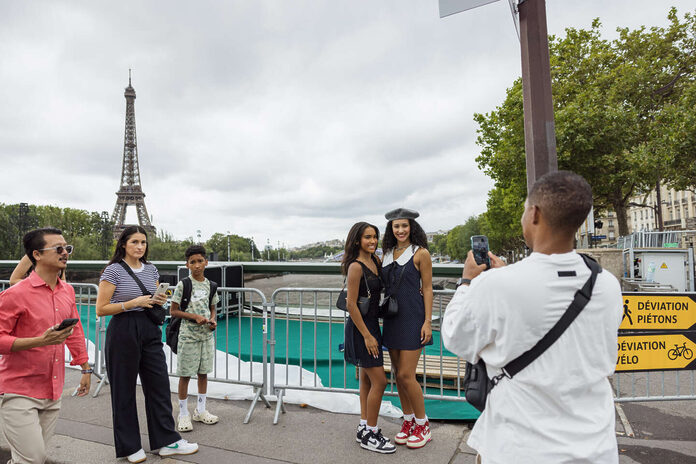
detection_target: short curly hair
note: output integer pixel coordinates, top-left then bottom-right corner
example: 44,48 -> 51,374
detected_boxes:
528,170 -> 592,232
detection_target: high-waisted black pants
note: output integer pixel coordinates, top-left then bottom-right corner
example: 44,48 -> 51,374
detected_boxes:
105,311 -> 180,457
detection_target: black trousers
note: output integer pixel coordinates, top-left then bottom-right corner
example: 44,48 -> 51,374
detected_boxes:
105,311 -> 180,457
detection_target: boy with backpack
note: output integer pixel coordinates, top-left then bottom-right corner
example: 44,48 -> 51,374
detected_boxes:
169,245 -> 220,432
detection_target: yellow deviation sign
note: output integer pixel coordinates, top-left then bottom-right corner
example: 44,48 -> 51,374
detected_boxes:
660,262 -> 668,269
620,293 -> 696,331
616,333 -> 696,372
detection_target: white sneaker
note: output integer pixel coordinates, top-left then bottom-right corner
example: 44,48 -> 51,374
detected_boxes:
192,409 -> 219,425
127,448 -> 146,463
158,439 -> 199,456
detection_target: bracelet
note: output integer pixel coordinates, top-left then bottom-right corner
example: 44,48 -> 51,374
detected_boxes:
456,278 -> 472,288
120,302 -> 126,312
81,369 -> 93,374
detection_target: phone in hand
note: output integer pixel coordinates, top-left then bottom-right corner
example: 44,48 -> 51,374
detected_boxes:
153,283 -> 170,298
471,235 -> 491,269
56,318 -> 79,331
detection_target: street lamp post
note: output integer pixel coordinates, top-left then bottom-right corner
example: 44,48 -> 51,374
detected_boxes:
251,237 -> 255,261
227,230 -> 231,262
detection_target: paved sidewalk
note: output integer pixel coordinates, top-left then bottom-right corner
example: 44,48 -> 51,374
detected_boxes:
1,369 -> 695,463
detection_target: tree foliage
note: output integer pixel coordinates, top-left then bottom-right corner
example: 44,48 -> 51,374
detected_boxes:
475,8 -> 696,242
446,216 -> 483,261
0,203 -> 114,260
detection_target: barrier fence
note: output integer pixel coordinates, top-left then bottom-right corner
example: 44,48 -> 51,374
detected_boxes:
268,288 -> 467,424
163,287 -> 272,423
1,279 -> 695,424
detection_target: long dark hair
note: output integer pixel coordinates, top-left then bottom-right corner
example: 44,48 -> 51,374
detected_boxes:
382,218 -> 428,253
108,225 -> 150,265
341,222 -> 379,276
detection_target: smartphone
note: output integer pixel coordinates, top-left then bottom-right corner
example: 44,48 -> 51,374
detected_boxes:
153,283 -> 170,298
56,318 -> 79,331
471,235 -> 491,269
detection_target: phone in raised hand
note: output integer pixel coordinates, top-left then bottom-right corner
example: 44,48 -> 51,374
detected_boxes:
470,235 -> 491,269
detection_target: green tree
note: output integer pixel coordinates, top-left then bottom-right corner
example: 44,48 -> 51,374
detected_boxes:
446,216 -> 483,261
475,8 -> 696,238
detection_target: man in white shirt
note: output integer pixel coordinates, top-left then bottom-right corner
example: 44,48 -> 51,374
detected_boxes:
442,171 -> 622,464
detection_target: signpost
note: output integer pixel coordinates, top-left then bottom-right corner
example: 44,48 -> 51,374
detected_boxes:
616,333 -> 696,372
620,293 -> 696,331
619,292 -> 696,372
439,0 -> 558,191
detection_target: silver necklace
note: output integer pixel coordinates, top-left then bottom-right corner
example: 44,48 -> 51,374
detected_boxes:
394,244 -> 410,252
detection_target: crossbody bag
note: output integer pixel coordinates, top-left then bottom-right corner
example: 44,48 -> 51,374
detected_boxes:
464,253 -> 601,412
117,261 -> 167,326
336,268 -> 372,316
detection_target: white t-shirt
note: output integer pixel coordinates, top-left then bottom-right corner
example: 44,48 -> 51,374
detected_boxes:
442,251 -> 622,464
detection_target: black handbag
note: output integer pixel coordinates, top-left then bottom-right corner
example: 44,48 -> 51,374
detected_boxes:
336,268 -> 371,316
378,261 -> 406,319
463,254 -> 601,412
117,261 -> 166,326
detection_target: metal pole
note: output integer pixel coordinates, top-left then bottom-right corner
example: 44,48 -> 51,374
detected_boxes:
227,231 -> 231,261
656,180 -> 664,231
519,0 -> 558,193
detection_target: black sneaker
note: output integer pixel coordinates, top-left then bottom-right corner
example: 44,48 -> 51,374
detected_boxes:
360,429 -> 396,454
356,424 -> 366,443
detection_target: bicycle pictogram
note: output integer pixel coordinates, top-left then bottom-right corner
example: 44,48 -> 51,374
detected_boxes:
667,342 -> 694,361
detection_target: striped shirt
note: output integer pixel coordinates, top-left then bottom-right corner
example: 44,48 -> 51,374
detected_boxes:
100,262 -> 160,312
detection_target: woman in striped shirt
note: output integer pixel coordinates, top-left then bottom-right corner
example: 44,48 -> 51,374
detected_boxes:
96,225 -> 198,462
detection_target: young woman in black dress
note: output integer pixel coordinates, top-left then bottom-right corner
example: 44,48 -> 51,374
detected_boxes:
342,222 -> 396,454
381,208 -> 433,449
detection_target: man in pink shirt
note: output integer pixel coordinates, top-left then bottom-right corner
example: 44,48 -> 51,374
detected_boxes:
0,228 -> 92,464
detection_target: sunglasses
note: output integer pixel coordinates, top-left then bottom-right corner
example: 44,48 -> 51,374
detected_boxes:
39,245 -> 74,255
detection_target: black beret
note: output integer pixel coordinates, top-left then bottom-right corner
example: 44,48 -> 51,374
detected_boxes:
385,208 -> 420,221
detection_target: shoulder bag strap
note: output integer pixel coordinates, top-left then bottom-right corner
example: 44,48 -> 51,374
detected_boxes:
501,253 -> 601,380
117,261 -> 152,297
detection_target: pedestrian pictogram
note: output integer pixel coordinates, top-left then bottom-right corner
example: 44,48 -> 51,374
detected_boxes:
616,333 -> 696,372
622,299 -> 633,325
619,293 -> 696,331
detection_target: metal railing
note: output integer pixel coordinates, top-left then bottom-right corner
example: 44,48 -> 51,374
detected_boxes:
613,370 -> 696,403
5,278 -> 696,421
163,287 -> 272,423
268,287 -> 466,424
618,230 -> 696,249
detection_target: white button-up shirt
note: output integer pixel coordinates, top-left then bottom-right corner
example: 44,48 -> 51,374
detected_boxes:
442,251 -> 622,464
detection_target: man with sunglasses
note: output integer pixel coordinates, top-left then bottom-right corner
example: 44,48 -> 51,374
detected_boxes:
0,227 -> 91,463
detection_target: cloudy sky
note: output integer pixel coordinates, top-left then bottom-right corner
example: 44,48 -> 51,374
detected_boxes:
0,1 -> 692,248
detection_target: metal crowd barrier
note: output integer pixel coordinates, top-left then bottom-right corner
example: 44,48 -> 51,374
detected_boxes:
0,280 -> 105,394
613,370 -> 696,403
163,287 -> 272,423
268,287 -> 466,424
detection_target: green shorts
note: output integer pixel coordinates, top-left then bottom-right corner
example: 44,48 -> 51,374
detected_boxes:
176,337 -> 214,377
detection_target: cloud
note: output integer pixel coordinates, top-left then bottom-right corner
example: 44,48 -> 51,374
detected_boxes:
0,0 -> 692,246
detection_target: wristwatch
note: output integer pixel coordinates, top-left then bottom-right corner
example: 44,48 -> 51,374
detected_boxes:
81,368 -> 93,375
456,278 -> 472,288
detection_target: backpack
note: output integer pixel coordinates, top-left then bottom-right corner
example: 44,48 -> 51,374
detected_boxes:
165,277 -> 219,354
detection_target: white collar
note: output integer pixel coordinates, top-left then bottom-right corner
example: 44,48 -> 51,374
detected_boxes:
382,245 -> 419,266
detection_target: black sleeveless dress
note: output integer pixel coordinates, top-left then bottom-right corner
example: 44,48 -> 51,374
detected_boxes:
344,257 -> 384,368
382,246 -> 433,350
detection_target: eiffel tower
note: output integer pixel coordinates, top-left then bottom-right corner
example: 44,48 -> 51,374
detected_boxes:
111,71 -> 156,238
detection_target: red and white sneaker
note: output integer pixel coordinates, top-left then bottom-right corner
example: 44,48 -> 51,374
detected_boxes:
394,418 -> 415,445
406,421 -> 432,449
